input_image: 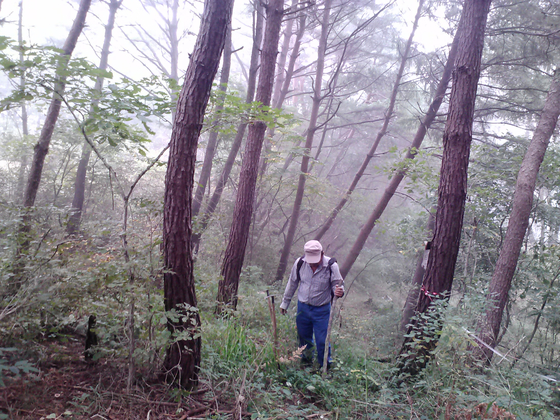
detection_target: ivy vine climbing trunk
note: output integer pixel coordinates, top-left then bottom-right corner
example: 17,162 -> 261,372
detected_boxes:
217,0 -> 284,311
397,0 -> 492,378
400,210 -> 435,333
162,0 -> 233,389
469,69 -> 560,364
67,0 -> 122,234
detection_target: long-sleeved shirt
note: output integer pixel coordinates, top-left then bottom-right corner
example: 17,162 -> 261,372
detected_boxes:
280,255 -> 344,310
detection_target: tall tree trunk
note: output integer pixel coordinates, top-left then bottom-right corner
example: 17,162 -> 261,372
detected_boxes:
338,18 -> 460,278
273,0 -> 332,284
192,23 -> 232,219
192,0 -> 264,251
272,0 -> 297,107
397,0 -> 492,378
14,0 -> 91,274
258,0 -> 304,177
314,0 -> 425,243
470,70 -> 560,364
162,0 -> 233,389
217,0 -> 284,310
67,0 -> 122,234
16,0 -> 29,204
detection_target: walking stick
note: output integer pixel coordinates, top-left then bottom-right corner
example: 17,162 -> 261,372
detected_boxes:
322,281 -> 341,376
266,290 -> 279,364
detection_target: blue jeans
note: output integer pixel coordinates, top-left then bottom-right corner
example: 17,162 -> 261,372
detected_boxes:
297,301 -> 332,367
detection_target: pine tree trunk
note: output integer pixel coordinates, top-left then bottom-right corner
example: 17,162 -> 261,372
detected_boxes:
67,0 -> 122,234
397,0 -> 492,378
470,70 -> 560,364
217,0 -> 284,311
162,0 -> 233,389
192,24 -> 232,219
192,1 -> 264,251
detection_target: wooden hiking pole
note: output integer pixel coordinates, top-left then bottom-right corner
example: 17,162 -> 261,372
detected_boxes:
322,281 -> 342,376
266,290 -> 279,363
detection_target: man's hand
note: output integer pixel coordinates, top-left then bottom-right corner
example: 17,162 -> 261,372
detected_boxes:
334,286 -> 344,298
280,308 -> 287,315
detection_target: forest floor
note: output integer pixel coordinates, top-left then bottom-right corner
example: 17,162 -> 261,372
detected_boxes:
0,335 -> 260,420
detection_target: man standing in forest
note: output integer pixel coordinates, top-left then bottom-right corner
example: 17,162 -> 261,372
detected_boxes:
280,240 -> 344,369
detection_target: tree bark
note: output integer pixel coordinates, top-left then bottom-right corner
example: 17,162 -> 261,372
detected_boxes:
192,1 -> 264,252
400,211 -> 435,333
470,69 -> 560,364
314,0 -> 425,244
14,0 -> 91,276
397,0 -> 492,378
274,0 -> 332,284
16,0 -> 29,204
338,16 -> 460,278
67,0 -> 122,234
192,23 -> 232,219
217,0 -> 284,310
162,0 -> 233,388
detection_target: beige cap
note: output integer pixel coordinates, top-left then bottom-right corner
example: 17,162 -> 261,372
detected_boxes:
304,240 -> 322,264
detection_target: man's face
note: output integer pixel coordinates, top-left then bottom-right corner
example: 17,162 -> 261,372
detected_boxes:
309,251 -> 324,268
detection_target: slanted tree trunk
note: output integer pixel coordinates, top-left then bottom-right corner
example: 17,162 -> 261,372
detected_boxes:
192,1 -> 264,251
14,0 -> 91,275
338,18 -> 460,278
217,0 -> 284,311
162,0 -> 233,389
67,0 -> 122,234
314,0 -> 425,244
192,23 -> 232,219
469,69 -> 560,364
273,0 -> 332,284
397,0 -> 492,378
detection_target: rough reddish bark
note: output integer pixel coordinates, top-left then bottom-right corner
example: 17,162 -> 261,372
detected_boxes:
470,70 -> 560,364
67,0 -> 122,234
217,0 -> 284,310
398,0 -> 492,377
192,1 -> 264,252
338,19 -> 460,278
192,23 -> 232,219
162,0 -> 233,388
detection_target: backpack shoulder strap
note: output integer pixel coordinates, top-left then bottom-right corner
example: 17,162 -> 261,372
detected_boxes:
327,257 -> 337,277
296,256 -> 305,283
